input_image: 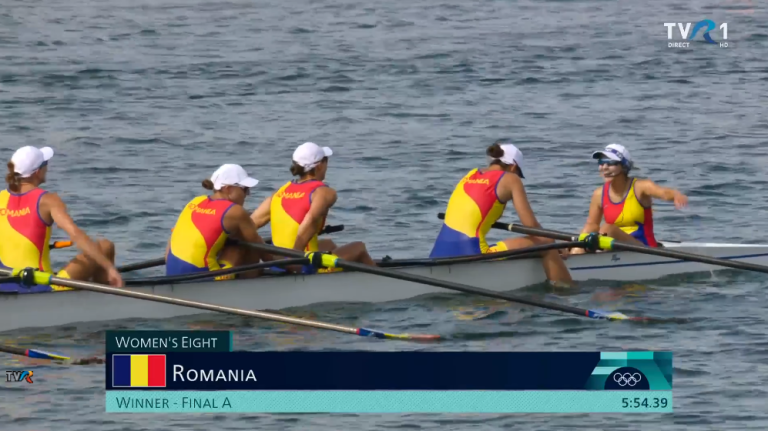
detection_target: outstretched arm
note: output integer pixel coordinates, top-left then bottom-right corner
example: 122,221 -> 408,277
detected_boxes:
45,193 -> 117,273
293,187 -> 335,252
636,179 -> 688,209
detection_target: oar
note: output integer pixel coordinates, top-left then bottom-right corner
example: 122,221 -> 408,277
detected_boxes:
0,345 -> 71,361
243,243 -> 682,323
117,258 -> 166,273
0,344 -> 105,365
442,213 -> 768,276
113,224 -> 347,274
125,257 -> 309,285
0,267 -> 440,342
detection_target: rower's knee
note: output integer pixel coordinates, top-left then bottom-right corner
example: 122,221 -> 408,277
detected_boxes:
97,239 -> 115,261
531,236 -> 554,245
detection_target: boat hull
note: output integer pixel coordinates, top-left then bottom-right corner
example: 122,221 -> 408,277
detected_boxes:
2,243 -> 767,332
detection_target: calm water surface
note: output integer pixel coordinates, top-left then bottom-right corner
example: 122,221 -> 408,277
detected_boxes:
1,0 -> 768,429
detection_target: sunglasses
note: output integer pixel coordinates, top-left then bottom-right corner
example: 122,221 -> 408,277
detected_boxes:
598,159 -> 621,166
241,187 -> 250,196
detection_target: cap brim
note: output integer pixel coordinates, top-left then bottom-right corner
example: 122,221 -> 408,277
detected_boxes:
322,147 -> 333,157
238,177 -> 259,188
592,151 -> 621,161
40,147 -> 54,162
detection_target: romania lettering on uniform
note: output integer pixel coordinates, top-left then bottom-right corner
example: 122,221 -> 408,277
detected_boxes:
187,204 -> 217,215
276,191 -> 306,200
460,178 -> 490,186
0,207 -> 31,217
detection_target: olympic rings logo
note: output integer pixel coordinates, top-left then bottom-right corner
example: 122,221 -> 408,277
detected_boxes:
613,372 -> 642,387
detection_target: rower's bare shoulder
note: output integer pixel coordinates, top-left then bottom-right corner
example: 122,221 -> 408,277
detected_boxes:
632,178 -> 654,191
503,171 -> 523,189
590,186 -> 602,200
40,191 -> 65,208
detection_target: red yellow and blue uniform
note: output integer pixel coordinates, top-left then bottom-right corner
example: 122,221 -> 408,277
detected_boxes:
602,178 -> 658,247
0,188 -> 71,293
430,169 -> 509,258
270,180 -> 327,274
166,196 -> 237,280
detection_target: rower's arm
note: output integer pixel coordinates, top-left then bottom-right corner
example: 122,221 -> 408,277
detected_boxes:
507,174 -> 543,229
293,187 -> 335,252
44,193 -> 117,272
636,179 -> 688,209
250,195 -> 272,229
227,205 -> 275,261
580,187 -> 603,233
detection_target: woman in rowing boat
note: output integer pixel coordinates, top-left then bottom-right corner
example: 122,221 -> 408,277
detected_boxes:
165,164 -> 274,279
429,140 -> 574,286
1,146 -> 123,292
250,142 -> 376,272
570,143 -> 688,254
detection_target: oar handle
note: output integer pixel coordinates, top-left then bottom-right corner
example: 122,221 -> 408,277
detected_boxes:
437,213 -> 575,241
50,240 -> 73,249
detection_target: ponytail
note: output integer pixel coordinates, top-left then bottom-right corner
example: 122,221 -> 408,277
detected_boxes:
201,179 -> 214,190
486,143 -> 507,167
5,162 -> 21,193
289,157 -> 328,177
289,162 -> 306,177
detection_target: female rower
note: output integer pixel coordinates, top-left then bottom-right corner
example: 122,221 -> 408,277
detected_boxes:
571,143 -> 688,254
429,140 -> 574,286
165,164 -> 274,279
0,146 -> 123,292
250,142 -> 376,271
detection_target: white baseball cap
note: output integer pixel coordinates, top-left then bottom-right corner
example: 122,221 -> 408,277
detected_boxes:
210,164 -> 258,190
498,143 -> 525,179
592,143 -> 637,169
292,142 -> 333,170
11,146 -> 54,178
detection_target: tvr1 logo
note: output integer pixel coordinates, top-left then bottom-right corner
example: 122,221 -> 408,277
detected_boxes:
5,370 -> 34,384
664,20 -> 729,48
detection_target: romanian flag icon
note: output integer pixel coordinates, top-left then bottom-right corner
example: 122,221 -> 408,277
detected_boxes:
112,354 -> 166,388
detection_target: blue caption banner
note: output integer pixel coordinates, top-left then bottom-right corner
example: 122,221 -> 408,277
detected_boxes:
105,351 -> 672,391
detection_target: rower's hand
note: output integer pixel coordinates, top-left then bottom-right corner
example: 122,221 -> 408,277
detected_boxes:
569,247 -> 587,256
558,248 -> 570,260
674,191 -> 688,210
107,267 -> 125,288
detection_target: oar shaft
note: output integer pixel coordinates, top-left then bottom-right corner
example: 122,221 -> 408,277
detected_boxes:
117,258 -> 166,273
476,217 -> 768,276
0,268 -> 359,336
244,243 -> 600,320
